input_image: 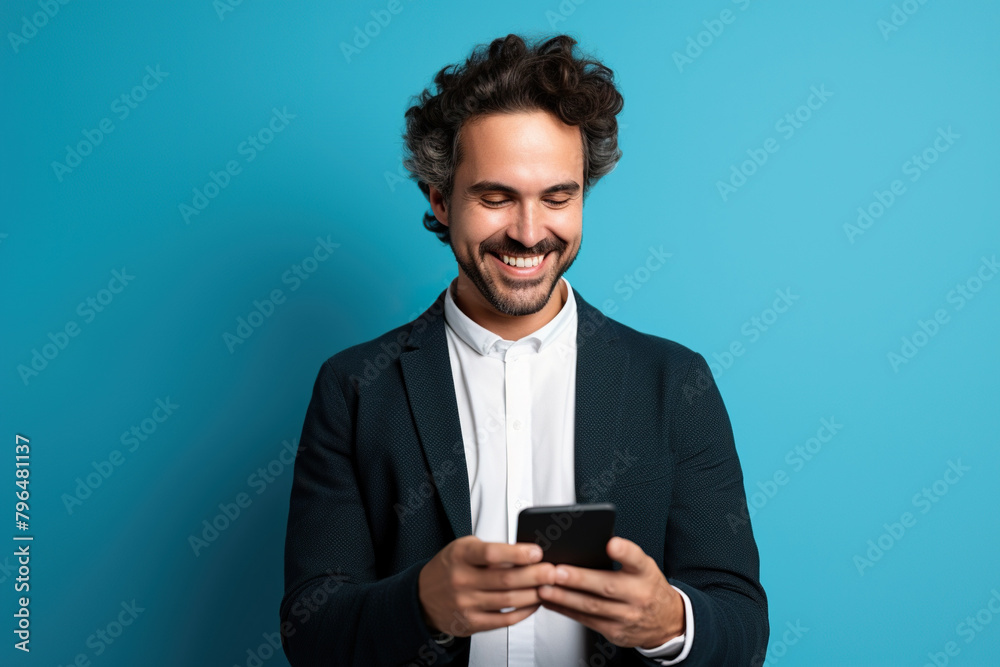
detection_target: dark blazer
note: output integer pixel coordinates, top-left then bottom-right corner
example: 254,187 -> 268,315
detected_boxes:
280,286 -> 768,666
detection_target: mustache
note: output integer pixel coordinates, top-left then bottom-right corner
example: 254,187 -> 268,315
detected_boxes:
483,239 -> 566,256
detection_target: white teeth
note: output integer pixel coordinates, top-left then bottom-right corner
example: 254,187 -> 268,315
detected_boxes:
501,253 -> 544,267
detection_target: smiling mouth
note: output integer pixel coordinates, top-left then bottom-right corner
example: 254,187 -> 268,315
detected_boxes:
488,251 -> 548,268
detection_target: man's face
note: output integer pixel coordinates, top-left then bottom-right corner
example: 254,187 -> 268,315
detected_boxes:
430,109 -> 585,317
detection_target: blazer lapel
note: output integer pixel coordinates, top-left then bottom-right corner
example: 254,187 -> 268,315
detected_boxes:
572,293 -> 629,505
399,289 -> 474,540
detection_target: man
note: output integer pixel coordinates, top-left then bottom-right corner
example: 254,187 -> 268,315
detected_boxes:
280,34 -> 767,666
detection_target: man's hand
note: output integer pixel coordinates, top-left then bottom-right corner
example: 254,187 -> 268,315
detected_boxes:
418,535 -> 557,637
537,536 -> 685,650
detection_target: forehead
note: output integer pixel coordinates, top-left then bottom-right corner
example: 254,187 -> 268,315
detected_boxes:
456,110 -> 584,187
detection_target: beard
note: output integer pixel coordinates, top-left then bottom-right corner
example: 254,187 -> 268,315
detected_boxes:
451,235 -> 580,317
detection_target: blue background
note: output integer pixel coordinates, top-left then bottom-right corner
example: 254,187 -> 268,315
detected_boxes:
2,1 -> 998,665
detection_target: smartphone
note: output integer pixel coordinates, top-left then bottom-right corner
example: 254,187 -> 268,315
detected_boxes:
515,503 -> 616,570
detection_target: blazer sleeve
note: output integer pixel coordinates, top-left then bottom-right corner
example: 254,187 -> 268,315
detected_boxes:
657,351 -> 769,666
279,359 -> 462,666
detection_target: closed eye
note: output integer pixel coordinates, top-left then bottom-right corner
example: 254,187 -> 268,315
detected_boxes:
481,198 -> 571,208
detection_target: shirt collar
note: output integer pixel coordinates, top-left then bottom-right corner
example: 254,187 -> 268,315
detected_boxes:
443,276 -> 577,358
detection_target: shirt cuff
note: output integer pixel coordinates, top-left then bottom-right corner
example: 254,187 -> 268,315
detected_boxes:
634,585 -> 694,665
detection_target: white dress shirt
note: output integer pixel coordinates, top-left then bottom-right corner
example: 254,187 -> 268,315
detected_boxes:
442,276 -> 694,666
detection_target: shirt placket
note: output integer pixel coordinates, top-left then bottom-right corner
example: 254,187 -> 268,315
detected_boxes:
504,342 -> 535,666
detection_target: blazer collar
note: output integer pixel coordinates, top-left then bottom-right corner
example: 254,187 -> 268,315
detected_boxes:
398,282 -> 628,540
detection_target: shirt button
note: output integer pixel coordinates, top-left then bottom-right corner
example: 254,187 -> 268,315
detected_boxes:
513,420 -> 522,430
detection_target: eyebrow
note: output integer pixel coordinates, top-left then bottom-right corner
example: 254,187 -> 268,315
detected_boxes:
465,180 -> 581,196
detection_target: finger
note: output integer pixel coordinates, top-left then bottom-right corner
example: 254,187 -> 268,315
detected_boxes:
537,584 -> 632,621
477,562 -> 556,590
468,604 -> 541,632
550,564 -> 634,602
471,587 -> 543,612
465,540 -> 542,567
607,537 -> 650,575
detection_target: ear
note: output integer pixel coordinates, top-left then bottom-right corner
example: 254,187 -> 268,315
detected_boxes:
428,185 -> 450,227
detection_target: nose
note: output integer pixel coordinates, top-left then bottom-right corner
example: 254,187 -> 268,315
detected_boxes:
506,200 -> 546,251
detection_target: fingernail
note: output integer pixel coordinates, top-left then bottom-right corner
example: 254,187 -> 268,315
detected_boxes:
528,546 -> 542,560
555,567 -> 568,582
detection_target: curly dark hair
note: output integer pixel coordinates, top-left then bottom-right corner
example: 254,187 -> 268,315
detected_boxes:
401,33 -> 625,245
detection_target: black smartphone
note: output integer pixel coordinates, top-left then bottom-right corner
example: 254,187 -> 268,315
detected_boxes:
515,503 -> 616,570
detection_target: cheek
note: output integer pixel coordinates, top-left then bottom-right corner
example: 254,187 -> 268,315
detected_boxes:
554,226 -> 582,254
453,206 -> 509,239
551,209 -> 582,236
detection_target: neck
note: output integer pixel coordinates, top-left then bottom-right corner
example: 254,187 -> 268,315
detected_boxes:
451,276 -> 566,341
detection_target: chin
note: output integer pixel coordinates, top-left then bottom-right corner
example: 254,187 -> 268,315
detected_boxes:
487,279 -> 560,316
